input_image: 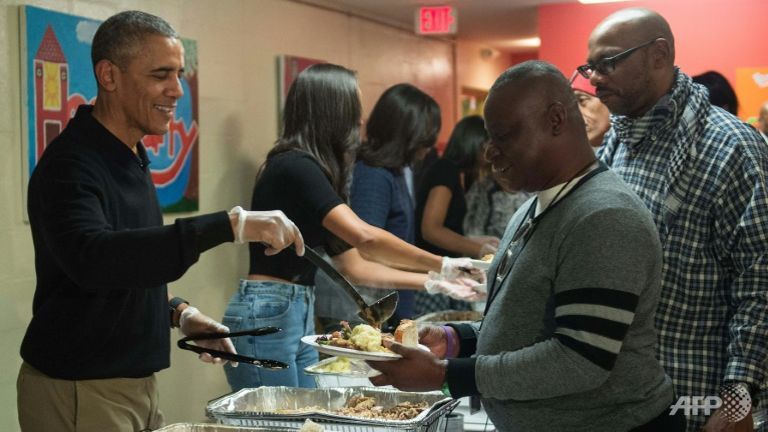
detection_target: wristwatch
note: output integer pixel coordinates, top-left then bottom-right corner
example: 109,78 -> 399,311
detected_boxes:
169,296 -> 189,328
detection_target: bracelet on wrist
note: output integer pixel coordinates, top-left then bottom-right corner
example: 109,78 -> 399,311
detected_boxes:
169,297 -> 190,328
441,380 -> 452,397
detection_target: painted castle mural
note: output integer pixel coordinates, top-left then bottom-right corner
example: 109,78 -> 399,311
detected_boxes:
21,5 -> 199,212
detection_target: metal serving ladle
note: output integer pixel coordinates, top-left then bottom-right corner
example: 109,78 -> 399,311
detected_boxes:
298,245 -> 398,329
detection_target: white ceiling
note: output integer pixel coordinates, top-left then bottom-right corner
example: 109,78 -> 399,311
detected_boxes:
298,0 -> 577,53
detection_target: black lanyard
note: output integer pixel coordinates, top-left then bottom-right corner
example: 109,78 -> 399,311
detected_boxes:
483,163 -> 608,315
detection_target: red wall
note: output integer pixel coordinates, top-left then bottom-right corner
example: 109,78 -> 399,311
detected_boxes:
509,51 -> 539,66
539,0 -> 768,89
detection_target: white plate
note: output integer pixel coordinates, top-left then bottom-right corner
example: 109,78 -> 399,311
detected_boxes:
301,335 -> 400,361
303,356 -> 377,377
469,259 -> 492,270
301,335 -> 428,361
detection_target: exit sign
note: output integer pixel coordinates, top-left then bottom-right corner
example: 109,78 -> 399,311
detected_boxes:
415,6 -> 457,35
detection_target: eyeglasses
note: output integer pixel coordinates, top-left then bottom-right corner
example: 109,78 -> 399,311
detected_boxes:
575,38 -> 662,79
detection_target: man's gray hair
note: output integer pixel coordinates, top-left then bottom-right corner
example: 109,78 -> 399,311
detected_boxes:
91,10 -> 177,69
490,60 -> 581,123
491,60 -> 569,92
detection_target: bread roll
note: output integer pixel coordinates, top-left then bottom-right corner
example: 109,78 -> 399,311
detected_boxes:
394,319 -> 418,347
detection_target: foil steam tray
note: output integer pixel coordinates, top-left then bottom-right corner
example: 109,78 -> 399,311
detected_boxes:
156,424 -> 299,431
206,386 -> 458,432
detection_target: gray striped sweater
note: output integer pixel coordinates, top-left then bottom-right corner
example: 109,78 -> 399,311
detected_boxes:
446,168 -> 674,432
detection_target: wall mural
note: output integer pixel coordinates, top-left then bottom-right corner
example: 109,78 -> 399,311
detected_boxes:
20,5 -> 199,213
736,67 -> 768,126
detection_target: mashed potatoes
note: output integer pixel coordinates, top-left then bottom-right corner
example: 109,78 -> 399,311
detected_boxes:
350,324 -> 387,352
316,356 -> 351,373
316,321 -> 394,352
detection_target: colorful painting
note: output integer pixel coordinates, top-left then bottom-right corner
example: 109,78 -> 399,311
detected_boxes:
20,5 -> 199,212
278,54 -> 324,110
736,67 -> 768,127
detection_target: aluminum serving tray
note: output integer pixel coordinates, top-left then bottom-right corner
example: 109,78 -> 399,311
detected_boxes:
155,424 -> 299,431
206,386 -> 459,432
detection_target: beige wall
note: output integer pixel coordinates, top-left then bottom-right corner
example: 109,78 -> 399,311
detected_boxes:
456,40 -> 512,95
454,40 -> 515,125
0,0 -> 464,429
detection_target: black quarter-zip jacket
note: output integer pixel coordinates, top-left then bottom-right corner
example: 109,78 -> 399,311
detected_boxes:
21,105 -> 232,379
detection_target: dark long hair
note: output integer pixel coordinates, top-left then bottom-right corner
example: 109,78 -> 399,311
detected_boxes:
442,115 -> 487,190
692,71 -> 739,115
265,63 -> 361,199
357,84 -> 441,174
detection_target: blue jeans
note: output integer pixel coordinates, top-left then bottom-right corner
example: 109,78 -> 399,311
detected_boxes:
222,280 -> 318,390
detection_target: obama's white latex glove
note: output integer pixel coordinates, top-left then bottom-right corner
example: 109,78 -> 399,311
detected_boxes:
179,306 -> 237,366
229,206 -> 305,256
425,271 -> 487,301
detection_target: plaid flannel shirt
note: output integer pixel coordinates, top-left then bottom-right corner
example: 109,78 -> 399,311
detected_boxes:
599,70 -> 768,431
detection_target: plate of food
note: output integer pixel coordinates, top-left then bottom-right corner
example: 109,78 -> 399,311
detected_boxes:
301,320 -> 423,362
301,335 -> 401,361
303,356 -> 376,377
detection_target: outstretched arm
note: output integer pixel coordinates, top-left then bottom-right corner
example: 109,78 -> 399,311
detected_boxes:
332,248 -> 427,290
323,204 -> 441,273
420,186 -> 492,258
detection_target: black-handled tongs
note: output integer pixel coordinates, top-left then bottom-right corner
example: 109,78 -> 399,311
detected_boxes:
177,326 -> 289,369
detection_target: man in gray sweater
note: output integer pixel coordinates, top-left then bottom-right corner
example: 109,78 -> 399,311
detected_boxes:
368,61 -> 682,432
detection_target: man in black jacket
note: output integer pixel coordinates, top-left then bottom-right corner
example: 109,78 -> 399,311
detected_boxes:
17,10 -> 304,432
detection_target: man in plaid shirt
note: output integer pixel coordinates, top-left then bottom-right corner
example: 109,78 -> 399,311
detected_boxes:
580,8 -> 768,432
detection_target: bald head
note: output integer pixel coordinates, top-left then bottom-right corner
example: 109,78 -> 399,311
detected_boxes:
591,8 -> 675,62
586,8 -> 676,117
484,61 -> 594,192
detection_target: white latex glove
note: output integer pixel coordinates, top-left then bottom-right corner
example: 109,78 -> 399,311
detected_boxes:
441,256 -> 485,282
230,206 -> 305,256
180,306 -> 237,366
425,271 -> 487,301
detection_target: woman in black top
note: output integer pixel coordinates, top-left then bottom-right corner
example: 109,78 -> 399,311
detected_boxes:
415,115 -> 500,314
223,64 -> 466,391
